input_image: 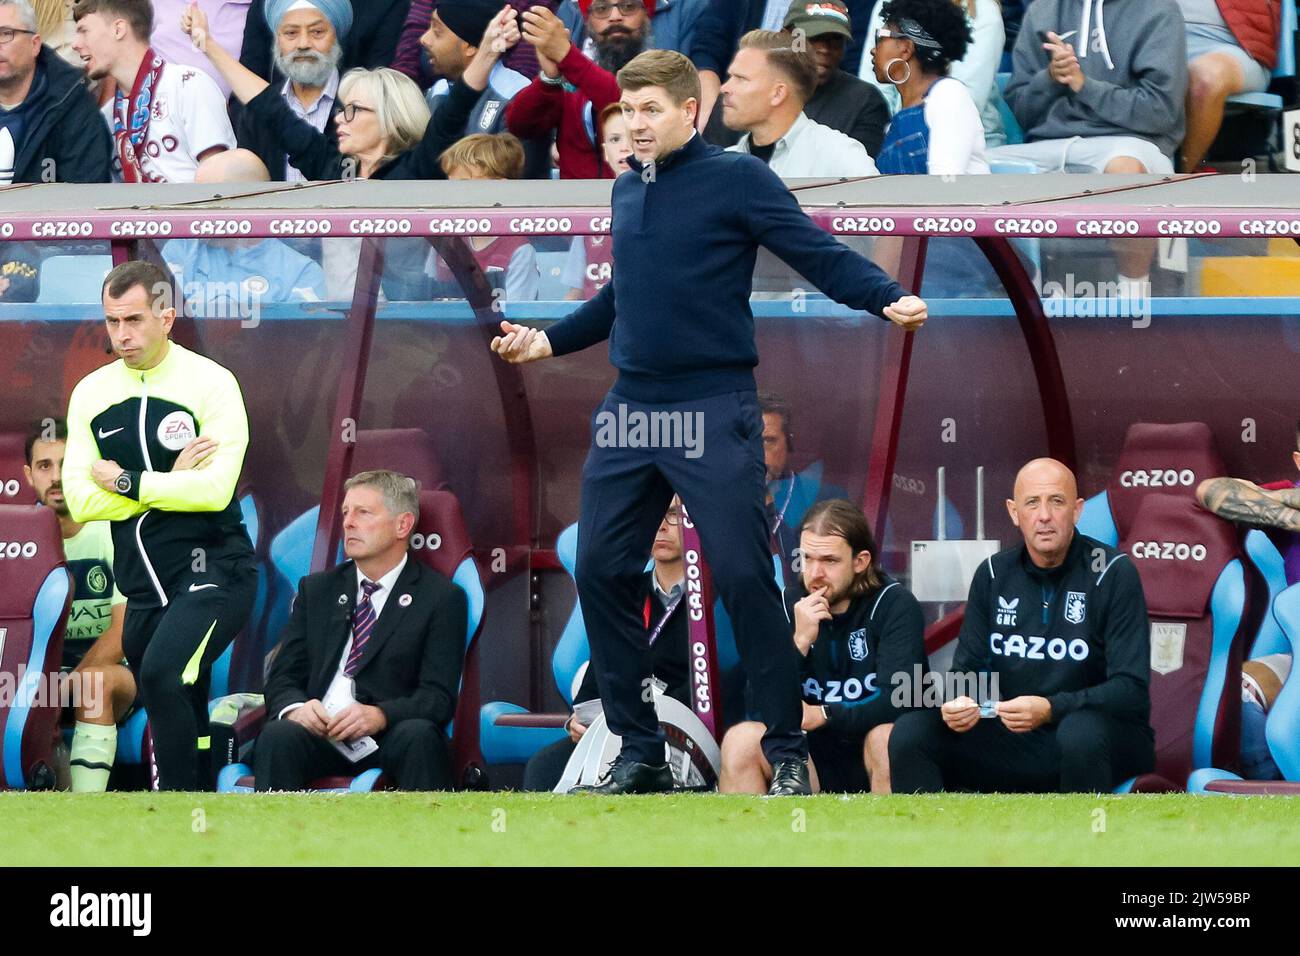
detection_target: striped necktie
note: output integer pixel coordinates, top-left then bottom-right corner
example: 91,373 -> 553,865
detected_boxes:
343,579 -> 382,677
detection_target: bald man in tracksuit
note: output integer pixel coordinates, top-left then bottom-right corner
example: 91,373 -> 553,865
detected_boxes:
492,49 -> 927,795
890,458 -> 1155,793
64,261 -> 256,791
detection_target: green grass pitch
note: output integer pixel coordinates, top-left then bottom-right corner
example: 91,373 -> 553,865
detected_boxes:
3,792 -> 1299,865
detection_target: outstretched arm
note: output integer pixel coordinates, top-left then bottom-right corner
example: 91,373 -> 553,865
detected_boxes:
406,6 -> 523,179
1197,477 -> 1300,532
741,159 -> 928,330
182,4 -> 270,106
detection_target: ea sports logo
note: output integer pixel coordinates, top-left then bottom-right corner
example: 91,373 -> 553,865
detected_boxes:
1,478 -> 19,496
1130,541 -> 1208,561
1118,468 -> 1195,489
0,541 -> 38,559
410,532 -> 441,551
157,411 -> 196,451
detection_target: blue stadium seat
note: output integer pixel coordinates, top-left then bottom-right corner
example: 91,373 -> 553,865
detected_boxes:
218,489 -> 486,792
1244,529 -> 1289,658
0,506 -> 71,790
479,521 -> 760,768
479,523 -> 585,766
1222,0 -> 1296,162
1188,580 -> 1300,795
115,491 -> 263,782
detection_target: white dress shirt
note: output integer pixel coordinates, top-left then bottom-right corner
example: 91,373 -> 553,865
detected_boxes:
282,69 -> 340,182
278,554 -> 409,719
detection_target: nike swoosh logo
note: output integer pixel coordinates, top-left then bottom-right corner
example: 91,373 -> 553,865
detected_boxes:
188,582 -> 219,592
97,427 -> 124,439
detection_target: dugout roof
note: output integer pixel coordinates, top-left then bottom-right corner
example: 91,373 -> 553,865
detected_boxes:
0,174 -> 1297,240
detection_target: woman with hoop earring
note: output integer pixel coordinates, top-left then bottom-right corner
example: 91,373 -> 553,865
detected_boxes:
870,0 -> 990,175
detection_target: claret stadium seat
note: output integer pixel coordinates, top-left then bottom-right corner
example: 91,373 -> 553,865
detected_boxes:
216,489 -> 485,793
1114,494 -> 1258,792
1077,422 -> 1226,546
0,432 -> 37,505
1076,421 -> 1283,662
0,505 -> 71,790
1189,580 -> 1300,795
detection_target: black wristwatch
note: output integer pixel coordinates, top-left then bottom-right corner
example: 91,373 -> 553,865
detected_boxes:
114,471 -> 134,495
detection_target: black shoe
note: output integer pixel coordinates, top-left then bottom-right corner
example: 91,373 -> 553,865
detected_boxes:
767,758 -> 811,796
569,754 -> 674,794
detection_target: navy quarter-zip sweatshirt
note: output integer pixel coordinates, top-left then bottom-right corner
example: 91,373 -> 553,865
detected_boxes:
951,532 -> 1151,724
545,131 -> 908,403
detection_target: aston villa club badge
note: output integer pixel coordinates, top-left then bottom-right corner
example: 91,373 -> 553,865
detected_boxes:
1064,591 -> 1086,625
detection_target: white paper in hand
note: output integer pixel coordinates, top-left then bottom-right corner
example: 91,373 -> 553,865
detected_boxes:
323,678 -> 379,763
572,698 -> 603,729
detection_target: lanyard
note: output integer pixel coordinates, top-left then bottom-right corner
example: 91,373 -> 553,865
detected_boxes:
769,475 -> 797,546
647,593 -> 683,647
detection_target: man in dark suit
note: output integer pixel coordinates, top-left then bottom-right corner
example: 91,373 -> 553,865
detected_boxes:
255,469 -> 467,790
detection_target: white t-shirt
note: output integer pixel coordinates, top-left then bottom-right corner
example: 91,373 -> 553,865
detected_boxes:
923,78 -> 990,175
101,61 -> 236,183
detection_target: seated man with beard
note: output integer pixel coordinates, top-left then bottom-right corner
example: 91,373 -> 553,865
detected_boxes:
720,499 -> 926,794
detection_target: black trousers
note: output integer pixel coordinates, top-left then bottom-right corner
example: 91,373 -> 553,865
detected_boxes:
523,737 -> 577,792
123,561 -> 257,791
889,707 -> 1155,793
253,717 -> 452,791
576,389 -> 804,765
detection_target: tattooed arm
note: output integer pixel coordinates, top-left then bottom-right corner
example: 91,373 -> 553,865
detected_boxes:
1196,478 -> 1300,532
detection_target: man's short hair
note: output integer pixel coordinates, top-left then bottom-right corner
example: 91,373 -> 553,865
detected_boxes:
800,498 -> 882,592
71,0 -> 152,40
0,1 -> 39,33
101,259 -> 172,306
344,469 -> 420,525
738,29 -> 818,105
617,49 -> 701,109
758,389 -> 793,452
24,417 -> 66,465
440,133 -> 526,179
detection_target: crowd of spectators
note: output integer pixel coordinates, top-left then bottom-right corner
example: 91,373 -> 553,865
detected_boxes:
0,0 -> 1280,186
0,0 -> 1290,298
